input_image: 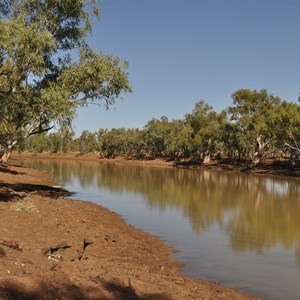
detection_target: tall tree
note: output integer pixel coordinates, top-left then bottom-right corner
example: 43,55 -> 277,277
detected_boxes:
185,100 -> 221,163
0,0 -> 131,162
270,101 -> 300,166
227,89 -> 281,165
143,116 -> 172,158
166,120 -> 193,160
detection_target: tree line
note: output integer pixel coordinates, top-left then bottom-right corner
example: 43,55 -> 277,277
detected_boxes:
1,2 -> 299,167
19,89 -> 300,167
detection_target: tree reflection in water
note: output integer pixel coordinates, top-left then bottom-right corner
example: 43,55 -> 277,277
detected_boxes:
25,159 -> 300,266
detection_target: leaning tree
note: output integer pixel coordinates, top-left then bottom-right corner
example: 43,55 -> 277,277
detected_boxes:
0,0 -> 131,162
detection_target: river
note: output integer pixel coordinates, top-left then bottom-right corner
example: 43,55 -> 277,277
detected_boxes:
22,159 -> 300,300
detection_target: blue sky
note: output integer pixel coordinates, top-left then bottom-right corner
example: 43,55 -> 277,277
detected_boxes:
74,0 -> 300,134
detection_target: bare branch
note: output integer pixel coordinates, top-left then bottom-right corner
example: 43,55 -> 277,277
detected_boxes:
29,125 -> 54,136
285,142 -> 300,152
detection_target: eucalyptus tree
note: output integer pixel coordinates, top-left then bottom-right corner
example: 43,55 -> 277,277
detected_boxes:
220,122 -> 250,160
185,100 -> 221,163
100,128 -> 128,158
227,89 -> 281,165
0,0 -> 131,163
143,116 -> 173,158
165,120 -> 193,160
19,132 -> 49,153
124,128 -> 146,158
270,101 -> 300,166
75,130 -> 98,154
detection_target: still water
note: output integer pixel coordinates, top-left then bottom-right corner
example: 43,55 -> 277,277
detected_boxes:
22,159 -> 300,300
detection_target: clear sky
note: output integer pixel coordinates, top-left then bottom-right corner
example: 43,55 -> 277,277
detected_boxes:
74,0 -> 300,134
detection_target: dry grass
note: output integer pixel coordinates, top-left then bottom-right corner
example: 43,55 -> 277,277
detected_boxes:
10,197 -> 38,212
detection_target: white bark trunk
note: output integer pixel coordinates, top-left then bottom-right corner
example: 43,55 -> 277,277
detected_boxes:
252,135 -> 270,165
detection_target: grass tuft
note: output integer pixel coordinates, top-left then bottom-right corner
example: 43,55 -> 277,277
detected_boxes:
10,198 -> 38,213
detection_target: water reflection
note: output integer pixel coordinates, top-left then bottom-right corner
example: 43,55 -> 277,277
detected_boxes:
25,159 -> 300,260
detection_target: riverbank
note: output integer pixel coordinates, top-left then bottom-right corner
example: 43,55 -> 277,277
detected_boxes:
13,152 -> 300,178
0,158 -> 259,299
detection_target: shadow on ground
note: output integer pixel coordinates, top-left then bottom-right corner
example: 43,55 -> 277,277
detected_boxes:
0,279 -> 172,300
0,182 -> 71,202
0,165 -> 24,176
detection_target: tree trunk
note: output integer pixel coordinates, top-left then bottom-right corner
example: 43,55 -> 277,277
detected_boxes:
202,138 -> 212,164
289,150 -> 299,168
0,139 -> 18,164
285,137 -> 300,168
0,148 -> 12,164
252,135 -> 270,166
203,154 -> 211,164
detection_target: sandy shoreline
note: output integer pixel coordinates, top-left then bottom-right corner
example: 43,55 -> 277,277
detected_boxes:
0,155 -> 261,299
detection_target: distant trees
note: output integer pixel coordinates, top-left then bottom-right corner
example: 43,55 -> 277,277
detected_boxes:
165,120 -> 193,160
18,89 -> 300,167
76,130 -> 99,154
0,0 -> 131,163
143,117 -> 173,158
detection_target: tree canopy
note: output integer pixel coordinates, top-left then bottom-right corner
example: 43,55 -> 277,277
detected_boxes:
227,89 -> 281,163
0,0 -> 131,162
1,2 -> 298,168
20,89 -> 300,168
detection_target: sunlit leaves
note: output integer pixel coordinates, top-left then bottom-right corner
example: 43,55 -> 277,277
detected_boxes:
226,89 -> 283,163
0,0 -> 131,161
59,47 -> 131,108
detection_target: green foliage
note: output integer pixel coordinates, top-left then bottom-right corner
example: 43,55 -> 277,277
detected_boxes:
18,89 -> 300,167
227,89 -> 282,163
75,130 -> 99,154
184,100 -> 223,162
143,116 -> 173,158
166,120 -> 193,160
0,0 -> 131,161
1,4 -> 298,167
269,101 -> 300,165
100,128 -> 145,158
